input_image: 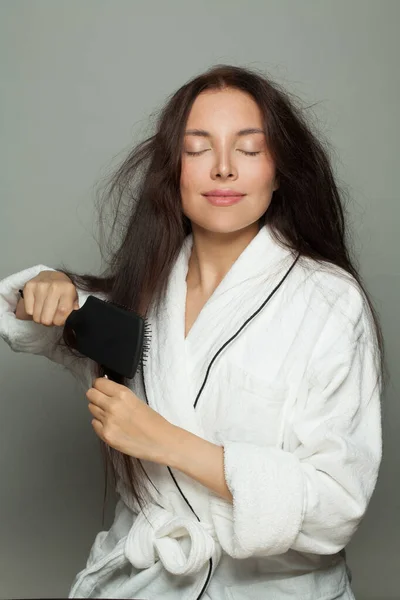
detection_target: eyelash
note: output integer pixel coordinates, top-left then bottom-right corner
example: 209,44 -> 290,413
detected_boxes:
185,150 -> 261,157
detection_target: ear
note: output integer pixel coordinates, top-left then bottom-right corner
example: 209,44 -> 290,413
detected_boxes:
273,170 -> 281,191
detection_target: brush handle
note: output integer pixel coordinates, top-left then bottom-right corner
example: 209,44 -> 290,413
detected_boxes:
100,365 -> 124,384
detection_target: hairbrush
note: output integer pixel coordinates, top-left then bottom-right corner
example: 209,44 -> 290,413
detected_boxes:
19,289 -> 151,382
65,295 -> 152,382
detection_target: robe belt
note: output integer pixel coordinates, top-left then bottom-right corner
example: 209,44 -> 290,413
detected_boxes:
124,504 -> 219,576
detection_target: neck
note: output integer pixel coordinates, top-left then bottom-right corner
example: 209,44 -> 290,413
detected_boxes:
186,221 -> 262,297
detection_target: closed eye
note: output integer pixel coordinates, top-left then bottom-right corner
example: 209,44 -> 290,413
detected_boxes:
184,150 -> 207,156
184,150 -> 261,156
239,150 -> 261,156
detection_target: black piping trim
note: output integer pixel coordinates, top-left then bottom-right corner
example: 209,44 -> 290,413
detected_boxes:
167,466 -> 200,521
143,253 -> 300,600
166,465 -> 212,600
197,557 -> 213,599
193,253 -> 300,409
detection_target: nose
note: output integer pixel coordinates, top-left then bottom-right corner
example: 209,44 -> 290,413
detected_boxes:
211,148 -> 238,181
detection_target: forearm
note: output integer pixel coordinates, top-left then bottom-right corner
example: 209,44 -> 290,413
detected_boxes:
165,425 -> 233,503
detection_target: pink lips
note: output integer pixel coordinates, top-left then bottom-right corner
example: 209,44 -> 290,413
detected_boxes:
203,189 -> 245,207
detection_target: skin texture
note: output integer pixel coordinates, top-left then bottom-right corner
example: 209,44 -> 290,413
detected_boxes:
181,87 -> 279,296
88,88 -> 279,502
15,271 -> 78,323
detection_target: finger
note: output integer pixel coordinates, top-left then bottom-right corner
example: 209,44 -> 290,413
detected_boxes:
52,292 -> 77,326
39,285 -> 63,325
91,418 -> 104,438
86,388 -> 109,410
88,402 -> 105,420
93,377 -> 125,395
22,283 -> 35,317
32,283 -> 49,323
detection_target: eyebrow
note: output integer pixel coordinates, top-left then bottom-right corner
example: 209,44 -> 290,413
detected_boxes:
184,128 -> 265,137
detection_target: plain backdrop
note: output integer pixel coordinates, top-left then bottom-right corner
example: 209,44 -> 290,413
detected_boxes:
0,1 -> 398,599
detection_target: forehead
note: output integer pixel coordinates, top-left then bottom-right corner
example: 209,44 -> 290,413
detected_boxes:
185,88 -> 263,129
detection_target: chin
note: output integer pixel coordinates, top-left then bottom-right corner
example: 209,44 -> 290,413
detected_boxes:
191,218 -> 261,236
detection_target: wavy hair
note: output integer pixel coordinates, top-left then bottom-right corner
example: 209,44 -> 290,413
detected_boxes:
53,64 -> 387,524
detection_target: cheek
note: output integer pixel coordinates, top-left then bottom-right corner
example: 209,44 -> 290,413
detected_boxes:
180,159 -> 207,193
180,163 -> 190,192
248,160 -> 276,191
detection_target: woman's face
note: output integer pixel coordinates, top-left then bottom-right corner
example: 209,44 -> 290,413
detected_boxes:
180,87 -> 278,235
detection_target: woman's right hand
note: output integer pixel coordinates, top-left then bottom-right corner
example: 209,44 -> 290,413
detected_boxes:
15,270 -> 79,326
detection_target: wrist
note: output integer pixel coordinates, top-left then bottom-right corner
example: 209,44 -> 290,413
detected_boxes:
163,424 -> 212,471
162,425 -> 233,502
160,424 -> 185,468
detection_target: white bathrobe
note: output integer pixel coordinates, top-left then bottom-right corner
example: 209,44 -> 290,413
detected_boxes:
0,223 -> 382,600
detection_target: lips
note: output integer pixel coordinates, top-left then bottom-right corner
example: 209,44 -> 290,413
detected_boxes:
203,190 -> 245,197
204,194 -> 245,207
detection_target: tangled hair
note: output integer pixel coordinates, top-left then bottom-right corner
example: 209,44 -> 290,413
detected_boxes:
53,64 -> 386,524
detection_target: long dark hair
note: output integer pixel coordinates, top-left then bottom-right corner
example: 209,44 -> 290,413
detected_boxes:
53,64 -> 387,524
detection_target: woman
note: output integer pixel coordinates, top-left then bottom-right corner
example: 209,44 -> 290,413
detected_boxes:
0,64 -> 385,599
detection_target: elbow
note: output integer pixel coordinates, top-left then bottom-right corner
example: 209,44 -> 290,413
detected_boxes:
292,489 -> 373,555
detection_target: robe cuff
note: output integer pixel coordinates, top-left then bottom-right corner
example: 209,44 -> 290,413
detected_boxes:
0,264 -> 89,355
210,441 -> 306,558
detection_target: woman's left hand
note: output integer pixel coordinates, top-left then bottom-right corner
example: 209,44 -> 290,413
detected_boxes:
86,377 -> 176,464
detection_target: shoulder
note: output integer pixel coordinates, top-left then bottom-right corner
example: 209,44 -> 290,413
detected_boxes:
293,255 -> 375,344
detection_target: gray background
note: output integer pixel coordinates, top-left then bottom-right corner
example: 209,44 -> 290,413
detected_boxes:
0,1 -> 398,599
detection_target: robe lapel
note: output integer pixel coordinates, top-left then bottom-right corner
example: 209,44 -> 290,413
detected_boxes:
105,224 -> 302,590
184,225 -> 298,404
143,223 -> 297,435
142,238 -> 200,436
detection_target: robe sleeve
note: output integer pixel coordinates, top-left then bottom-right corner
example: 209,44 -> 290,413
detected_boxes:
209,287 -> 382,559
0,264 -> 96,388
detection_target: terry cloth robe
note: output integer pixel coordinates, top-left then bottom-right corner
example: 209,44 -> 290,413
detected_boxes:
0,223 -> 382,600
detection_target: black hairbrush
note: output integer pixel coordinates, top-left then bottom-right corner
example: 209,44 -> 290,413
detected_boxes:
18,289 -> 151,382
64,295 -> 152,382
